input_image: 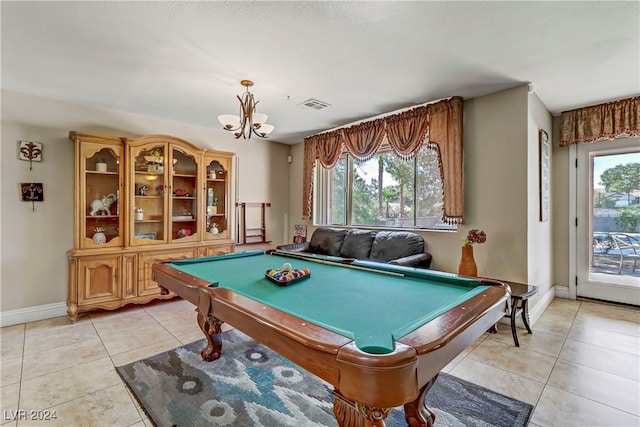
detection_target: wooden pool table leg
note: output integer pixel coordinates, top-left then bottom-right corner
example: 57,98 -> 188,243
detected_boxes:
403,374 -> 438,427
197,313 -> 224,362
332,390 -> 392,427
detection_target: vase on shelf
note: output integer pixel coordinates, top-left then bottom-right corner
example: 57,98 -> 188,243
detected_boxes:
95,162 -> 107,172
92,227 -> 106,244
458,245 -> 478,277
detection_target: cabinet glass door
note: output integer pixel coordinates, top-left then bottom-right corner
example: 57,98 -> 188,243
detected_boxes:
170,147 -> 199,242
204,159 -> 229,239
132,145 -> 167,244
84,147 -> 122,248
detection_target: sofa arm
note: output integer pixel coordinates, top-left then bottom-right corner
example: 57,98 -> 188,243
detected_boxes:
389,252 -> 432,269
276,242 -> 310,252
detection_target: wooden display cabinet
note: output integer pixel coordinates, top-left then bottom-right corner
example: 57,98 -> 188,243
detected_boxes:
67,132 -> 236,320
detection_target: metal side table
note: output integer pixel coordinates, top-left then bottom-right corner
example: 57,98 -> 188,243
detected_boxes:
502,281 -> 538,347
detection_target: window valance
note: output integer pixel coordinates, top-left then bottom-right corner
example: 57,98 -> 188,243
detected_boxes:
302,96 -> 464,224
559,96 -> 640,146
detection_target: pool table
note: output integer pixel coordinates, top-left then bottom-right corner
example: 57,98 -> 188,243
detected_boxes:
153,250 -> 510,427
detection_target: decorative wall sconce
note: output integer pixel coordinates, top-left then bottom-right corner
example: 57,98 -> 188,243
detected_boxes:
18,141 -> 43,170
20,182 -> 44,211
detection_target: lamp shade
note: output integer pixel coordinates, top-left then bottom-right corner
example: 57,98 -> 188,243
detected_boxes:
218,114 -> 241,130
256,123 -> 275,137
252,113 -> 268,126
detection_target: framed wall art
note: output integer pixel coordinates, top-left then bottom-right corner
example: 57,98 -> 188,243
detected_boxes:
538,129 -> 550,222
18,140 -> 43,170
293,224 -> 307,243
21,182 -> 44,211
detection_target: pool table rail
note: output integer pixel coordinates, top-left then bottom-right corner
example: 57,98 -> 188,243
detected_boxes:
153,262 -> 354,385
153,259 -> 511,427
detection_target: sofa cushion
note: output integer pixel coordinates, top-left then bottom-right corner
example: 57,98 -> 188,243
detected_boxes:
369,231 -> 425,262
340,230 -> 376,259
308,228 -> 348,256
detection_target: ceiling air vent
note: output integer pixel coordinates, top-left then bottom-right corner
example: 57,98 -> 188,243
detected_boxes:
298,98 -> 330,110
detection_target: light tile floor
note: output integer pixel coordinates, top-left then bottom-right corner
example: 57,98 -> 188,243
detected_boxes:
1,298 -> 638,426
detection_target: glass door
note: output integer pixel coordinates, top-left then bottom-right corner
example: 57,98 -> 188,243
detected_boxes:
82,146 -> 122,248
204,158 -> 230,239
576,138 -> 640,305
170,147 -> 199,242
131,144 -> 168,244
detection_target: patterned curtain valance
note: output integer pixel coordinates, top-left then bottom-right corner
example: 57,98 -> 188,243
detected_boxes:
302,96 -> 464,224
559,96 -> 640,146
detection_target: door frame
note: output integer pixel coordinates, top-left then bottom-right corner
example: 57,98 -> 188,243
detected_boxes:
570,137 -> 640,304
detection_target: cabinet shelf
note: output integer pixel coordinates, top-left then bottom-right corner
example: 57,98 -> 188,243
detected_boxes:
86,170 -> 119,175
87,215 -> 119,219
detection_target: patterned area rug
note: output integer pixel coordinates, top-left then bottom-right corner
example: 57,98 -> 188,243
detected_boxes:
117,329 -> 533,427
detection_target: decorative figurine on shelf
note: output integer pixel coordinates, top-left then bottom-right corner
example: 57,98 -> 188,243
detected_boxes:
89,193 -> 117,216
134,207 -> 143,221
210,222 -> 219,235
176,228 -> 192,239
156,183 -> 165,196
147,148 -> 163,164
92,226 -> 107,244
173,188 -> 190,197
95,157 -> 107,172
138,184 -> 149,196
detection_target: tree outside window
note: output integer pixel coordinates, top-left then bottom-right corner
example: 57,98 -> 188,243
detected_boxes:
322,145 -> 453,230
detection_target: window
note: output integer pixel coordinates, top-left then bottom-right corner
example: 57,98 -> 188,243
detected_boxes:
316,145 -> 455,230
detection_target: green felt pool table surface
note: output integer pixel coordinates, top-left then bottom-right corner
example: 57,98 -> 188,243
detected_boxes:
167,251 -> 489,354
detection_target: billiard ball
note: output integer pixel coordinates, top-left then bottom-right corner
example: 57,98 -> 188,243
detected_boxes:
282,262 -> 292,272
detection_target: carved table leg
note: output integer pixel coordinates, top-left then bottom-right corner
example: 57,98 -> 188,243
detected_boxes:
332,390 -> 392,427
403,374 -> 438,427
197,313 -> 224,362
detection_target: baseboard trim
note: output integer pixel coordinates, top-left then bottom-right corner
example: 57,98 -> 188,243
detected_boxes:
0,302 -> 67,327
554,285 -> 570,299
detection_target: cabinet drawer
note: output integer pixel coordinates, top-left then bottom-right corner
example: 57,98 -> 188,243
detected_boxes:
138,249 -> 197,296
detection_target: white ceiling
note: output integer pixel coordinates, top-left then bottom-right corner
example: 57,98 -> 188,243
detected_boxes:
2,1 -> 639,145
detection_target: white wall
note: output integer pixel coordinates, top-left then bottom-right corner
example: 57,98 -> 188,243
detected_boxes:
1,90 -> 291,315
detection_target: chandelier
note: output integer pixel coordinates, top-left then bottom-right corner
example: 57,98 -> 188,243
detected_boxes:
218,80 -> 275,139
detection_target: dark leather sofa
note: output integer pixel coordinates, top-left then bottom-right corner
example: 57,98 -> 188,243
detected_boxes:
276,227 -> 432,269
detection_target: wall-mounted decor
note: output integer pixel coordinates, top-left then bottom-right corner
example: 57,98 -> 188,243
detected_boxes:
18,140 -> 43,170
539,129 -> 550,222
20,182 -> 44,211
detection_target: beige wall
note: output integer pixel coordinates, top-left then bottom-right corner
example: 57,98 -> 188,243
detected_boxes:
551,116 -> 572,294
1,90 -> 291,314
527,91 -> 554,307
288,85 -> 555,313
1,85 -> 558,321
